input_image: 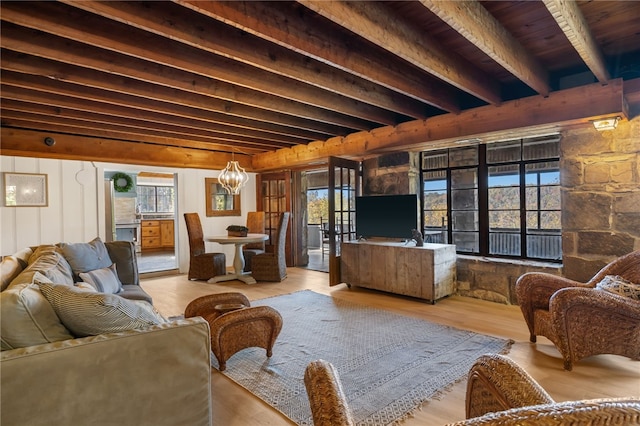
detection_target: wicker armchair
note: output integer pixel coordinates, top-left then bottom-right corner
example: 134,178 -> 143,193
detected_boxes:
516,250 -> 640,370
251,212 -> 290,282
183,213 -> 226,281
243,211 -> 266,272
304,355 -> 640,426
185,292 -> 283,371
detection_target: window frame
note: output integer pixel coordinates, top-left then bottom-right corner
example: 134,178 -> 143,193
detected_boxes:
136,184 -> 176,214
420,137 -> 561,262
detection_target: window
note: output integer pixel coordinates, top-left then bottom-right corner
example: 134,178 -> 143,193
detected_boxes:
137,185 -> 175,213
421,136 -> 561,261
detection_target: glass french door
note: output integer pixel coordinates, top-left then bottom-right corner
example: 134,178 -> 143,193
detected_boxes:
256,171 -> 293,266
328,157 -> 360,285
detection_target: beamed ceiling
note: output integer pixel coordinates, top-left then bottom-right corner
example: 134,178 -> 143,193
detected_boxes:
1,1 -> 639,171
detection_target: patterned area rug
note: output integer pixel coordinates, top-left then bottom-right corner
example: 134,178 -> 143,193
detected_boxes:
217,290 -> 513,426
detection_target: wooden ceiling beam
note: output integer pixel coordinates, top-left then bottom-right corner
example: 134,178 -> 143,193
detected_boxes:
176,0 -> 460,114
0,69 -> 311,149
251,79 -> 626,171
300,0 -> 501,105
0,20 -> 370,134
0,43 -> 351,139
420,0 -> 550,96
1,121 -> 262,156
1,127 -> 246,171
62,0 -> 429,120
0,1 -> 397,127
0,96 -> 296,150
0,114 -> 264,154
543,0 -> 610,83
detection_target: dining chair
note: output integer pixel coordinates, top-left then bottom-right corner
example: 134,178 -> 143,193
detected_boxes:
243,211 -> 266,272
251,212 -> 290,282
183,212 -> 226,280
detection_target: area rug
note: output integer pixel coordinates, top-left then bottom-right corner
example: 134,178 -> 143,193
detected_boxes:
216,290 -> 513,425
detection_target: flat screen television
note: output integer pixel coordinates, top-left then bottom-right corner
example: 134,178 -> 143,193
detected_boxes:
355,194 -> 419,240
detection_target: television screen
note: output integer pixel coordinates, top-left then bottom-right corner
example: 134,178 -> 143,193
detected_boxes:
355,194 -> 419,239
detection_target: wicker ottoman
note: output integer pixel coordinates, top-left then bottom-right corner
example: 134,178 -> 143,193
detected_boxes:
184,292 -> 283,371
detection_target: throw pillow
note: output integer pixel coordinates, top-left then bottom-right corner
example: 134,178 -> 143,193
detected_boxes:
38,283 -> 166,337
596,275 -> 640,300
79,264 -> 123,294
8,250 -> 74,289
0,281 -> 73,350
57,237 -> 112,280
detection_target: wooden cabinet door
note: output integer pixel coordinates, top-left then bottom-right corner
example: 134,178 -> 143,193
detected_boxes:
160,220 -> 174,247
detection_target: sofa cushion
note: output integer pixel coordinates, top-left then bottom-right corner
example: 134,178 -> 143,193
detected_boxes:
596,275 -> 640,300
9,250 -> 74,289
38,283 -> 166,337
57,237 -> 112,281
0,279 -> 73,350
79,264 -> 123,294
120,284 -> 153,304
105,241 -> 139,285
2,257 -> 24,292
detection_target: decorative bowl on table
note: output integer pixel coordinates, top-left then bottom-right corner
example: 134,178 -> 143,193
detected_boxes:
226,225 -> 248,237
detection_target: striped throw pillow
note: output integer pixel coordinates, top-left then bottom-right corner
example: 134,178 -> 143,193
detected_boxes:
38,283 -> 165,337
79,264 -> 122,294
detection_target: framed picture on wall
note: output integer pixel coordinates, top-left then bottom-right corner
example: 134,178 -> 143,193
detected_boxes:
3,172 -> 49,207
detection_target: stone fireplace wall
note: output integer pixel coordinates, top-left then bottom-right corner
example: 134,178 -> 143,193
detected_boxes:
360,116 -> 640,304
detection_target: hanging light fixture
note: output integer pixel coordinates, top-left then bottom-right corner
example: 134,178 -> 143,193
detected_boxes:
218,153 -> 248,195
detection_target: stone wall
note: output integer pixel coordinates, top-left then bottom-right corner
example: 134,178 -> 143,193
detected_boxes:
561,116 -> 640,281
362,152 -> 420,195
456,256 -> 561,304
360,116 -> 639,304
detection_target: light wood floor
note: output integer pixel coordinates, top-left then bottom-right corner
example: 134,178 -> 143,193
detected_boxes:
142,267 -> 640,426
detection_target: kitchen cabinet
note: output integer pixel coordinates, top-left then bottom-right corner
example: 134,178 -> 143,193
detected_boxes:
160,220 -> 174,247
142,220 -> 174,250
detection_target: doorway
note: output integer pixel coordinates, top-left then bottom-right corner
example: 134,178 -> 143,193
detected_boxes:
105,171 -> 178,274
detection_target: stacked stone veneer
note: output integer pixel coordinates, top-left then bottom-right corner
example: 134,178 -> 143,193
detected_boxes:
361,116 -> 640,304
561,116 -> 640,282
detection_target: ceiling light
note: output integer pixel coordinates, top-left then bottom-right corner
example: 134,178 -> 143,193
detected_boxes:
218,158 -> 248,195
591,117 -> 620,131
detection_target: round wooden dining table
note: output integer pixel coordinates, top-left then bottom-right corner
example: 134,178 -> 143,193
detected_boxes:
205,233 -> 269,284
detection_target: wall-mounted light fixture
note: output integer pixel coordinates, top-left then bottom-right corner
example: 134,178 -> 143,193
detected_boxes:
591,116 -> 620,131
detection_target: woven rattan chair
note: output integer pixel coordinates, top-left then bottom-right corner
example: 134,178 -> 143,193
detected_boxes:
251,212 -> 290,282
304,360 -> 354,426
183,212 -> 226,281
516,250 -> 640,370
304,356 -> 640,426
185,292 -> 282,371
243,211 -> 266,272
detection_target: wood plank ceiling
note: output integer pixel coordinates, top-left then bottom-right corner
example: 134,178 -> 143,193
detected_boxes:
1,1 -> 639,171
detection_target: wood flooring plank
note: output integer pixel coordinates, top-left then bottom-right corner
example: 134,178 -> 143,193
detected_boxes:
141,267 -> 640,426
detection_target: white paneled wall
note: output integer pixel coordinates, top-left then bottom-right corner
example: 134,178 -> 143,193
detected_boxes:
1,156 -> 257,274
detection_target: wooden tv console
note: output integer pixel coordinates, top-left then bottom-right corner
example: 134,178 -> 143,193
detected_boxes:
340,240 -> 456,303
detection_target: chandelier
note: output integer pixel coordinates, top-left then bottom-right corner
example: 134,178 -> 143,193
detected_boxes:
218,159 -> 249,195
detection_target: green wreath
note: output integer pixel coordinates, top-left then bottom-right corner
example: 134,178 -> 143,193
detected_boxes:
112,172 -> 133,192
